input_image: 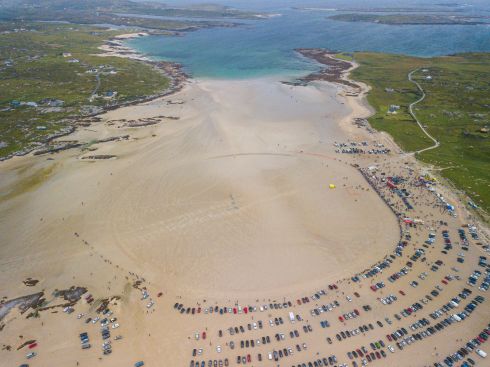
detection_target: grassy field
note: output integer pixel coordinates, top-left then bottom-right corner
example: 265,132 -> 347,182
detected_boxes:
0,22 -> 170,157
350,52 -> 490,214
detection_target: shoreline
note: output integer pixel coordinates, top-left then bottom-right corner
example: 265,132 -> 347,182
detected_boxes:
1,44 -> 490,367
0,31 -> 188,162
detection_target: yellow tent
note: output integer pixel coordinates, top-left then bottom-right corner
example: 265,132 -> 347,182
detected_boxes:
329,184 -> 336,189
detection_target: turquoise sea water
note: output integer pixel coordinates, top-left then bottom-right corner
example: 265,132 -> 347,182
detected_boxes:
127,1 -> 490,79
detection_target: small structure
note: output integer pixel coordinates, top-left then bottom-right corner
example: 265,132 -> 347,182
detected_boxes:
329,184 -> 336,189
388,105 -> 400,114
62,52 -> 72,57
104,91 -> 118,99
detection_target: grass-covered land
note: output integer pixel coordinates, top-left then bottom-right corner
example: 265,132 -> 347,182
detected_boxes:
350,52 -> 490,214
0,0 -> 264,30
0,22 -> 170,157
330,13 -> 487,25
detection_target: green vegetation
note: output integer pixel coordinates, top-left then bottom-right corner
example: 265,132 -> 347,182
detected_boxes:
333,52 -> 354,62
0,22 -> 170,157
350,52 -> 490,213
330,13 -> 486,25
0,163 -> 57,202
0,0 -> 264,30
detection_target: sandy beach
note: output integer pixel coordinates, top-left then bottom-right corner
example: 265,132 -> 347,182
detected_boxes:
1,61 -> 489,367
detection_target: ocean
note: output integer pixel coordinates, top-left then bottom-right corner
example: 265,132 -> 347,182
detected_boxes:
126,0 -> 490,79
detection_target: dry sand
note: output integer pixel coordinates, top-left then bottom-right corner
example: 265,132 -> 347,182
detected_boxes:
1,74 -> 489,367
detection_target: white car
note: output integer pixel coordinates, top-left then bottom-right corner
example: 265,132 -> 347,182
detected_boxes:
216,345 -> 222,353
92,316 -> 100,324
476,349 -> 487,358
111,323 -> 120,329
388,345 -> 395,353
346,296 -> 352,302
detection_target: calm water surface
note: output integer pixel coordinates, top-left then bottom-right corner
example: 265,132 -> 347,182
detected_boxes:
127,0 -> 490,79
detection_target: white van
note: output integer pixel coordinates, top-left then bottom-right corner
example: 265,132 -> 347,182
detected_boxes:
451,314 -> 462,322
289,312 -> 295,323
476,349 -> 487,358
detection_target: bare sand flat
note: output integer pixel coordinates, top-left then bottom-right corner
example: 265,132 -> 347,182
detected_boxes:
1,79 -> 398,299
2,77 -> 488,367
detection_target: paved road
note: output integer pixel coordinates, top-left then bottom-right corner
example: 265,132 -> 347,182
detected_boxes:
407,68 -> 440,155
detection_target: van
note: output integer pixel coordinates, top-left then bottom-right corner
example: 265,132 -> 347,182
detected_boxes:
476,349 -> 487,358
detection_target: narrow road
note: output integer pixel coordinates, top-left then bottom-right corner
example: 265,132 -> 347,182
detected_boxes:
90,73 -> 101,99
407,68 -> 440,154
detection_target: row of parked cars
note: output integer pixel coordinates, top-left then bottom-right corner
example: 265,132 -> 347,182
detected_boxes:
387,267 -> 409,283
334,323 -> 377,342
434,324 -> 490,366
392,296 -> 485,355
80,332 -> 90,350
290,354 -> 340,367
310,300 -> 340,316
176,301 -> 296,316
339,309 -> 360,322
190,360 -> 229,367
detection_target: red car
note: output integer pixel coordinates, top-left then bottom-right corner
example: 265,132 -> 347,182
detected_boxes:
370,285 -> 377,291
442,279 -> 448,285
233,308 -> 237,314
339,316 -> 344,322
399,290 -> 406,296
354,309 -> 360,316
297,299 -> 302,305
244,307 -> 248,314
202,332 -> 206,340
247,354 -> 251,362
28,343 -> 37,349
387,334 -> 393,341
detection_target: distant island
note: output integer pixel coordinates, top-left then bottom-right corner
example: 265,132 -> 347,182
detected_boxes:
329,13 -> 487,25
295,6 -> 465,13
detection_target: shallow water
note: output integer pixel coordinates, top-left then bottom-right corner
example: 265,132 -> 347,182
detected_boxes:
127,0 -> 490,79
